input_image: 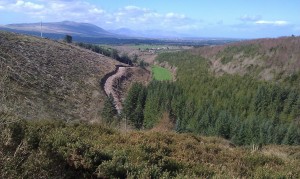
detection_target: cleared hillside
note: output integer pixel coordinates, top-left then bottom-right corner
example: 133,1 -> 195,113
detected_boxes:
191,36 -> 300,87
0,31 -> 119,121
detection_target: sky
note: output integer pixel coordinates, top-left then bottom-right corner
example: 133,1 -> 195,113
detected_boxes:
0,0 -> 299,38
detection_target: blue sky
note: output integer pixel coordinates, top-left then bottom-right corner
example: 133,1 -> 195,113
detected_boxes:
0,0 -> 299,38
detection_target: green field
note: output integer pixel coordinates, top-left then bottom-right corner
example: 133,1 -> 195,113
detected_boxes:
152,65 -> 172,80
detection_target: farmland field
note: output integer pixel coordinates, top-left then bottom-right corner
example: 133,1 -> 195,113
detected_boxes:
152,65 -> 172,80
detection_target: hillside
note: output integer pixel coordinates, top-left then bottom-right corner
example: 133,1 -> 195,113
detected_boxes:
191,36 -> 300,86
121,36 -> 300,146
0,31 -> 120,121
1,120 -> 299,178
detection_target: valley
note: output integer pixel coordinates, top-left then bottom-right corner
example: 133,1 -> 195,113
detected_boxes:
0,30 -> 299,178
1,0 -> 299,177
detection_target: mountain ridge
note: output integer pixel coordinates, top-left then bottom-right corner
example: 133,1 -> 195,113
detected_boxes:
3,21 -> 118,38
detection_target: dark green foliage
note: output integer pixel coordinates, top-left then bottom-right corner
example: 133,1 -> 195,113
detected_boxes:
143,81 -> 185,129
283,123 -> 300,145
76,42 -> 133,65
215,111 -> 231,139
123,83 -> 147,129
119,53 -> 132,65
101,94 -> 117,123
139,60 -> 149,68
145,51 -> 300,145
64,35 -> 72,43
132,54 -> 138,63
218,44 -> 260,64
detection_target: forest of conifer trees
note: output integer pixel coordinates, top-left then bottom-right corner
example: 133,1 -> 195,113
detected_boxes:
122,52 -> 300,145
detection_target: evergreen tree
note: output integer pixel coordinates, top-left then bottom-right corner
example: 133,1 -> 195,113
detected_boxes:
123,83 -> 147,129
283,123 -> 300,145
101,94 -> 117,123
232,123 -> 246,145
215,111 -> 231,139
64,35 -> 72,43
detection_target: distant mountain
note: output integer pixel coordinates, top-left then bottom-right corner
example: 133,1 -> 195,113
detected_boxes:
0,21 -> 239,45
111,28 -> 189,39
1,21 -> 185,39
110,28 -> 142,38
2,21 -> 118,38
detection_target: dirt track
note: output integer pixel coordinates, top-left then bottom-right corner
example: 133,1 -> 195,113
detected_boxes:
104,67 -> 126,113
103,66 -> 151,114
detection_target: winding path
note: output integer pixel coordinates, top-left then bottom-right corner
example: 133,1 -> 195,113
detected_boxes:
103,66 -> 132,114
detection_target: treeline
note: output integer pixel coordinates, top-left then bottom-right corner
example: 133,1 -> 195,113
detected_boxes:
121,51 -> 300,145
76,42 -> 132,65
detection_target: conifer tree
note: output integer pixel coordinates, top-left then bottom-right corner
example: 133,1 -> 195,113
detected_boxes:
215,111 -> 231,139
123,83 -> 147,129
283,123 -> 300,145
101,94 -> 117,123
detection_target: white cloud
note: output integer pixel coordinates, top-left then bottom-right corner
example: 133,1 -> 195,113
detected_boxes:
89,8 -> 104,14
239,14 -> 261,22
255,20 -> 289,26
123,5 -> 149,12
166,13 -> 186,19
106,5 -> 196,30
24,2 -> 44,10
16,1 -> 24,6
0,0 -> 199,32
13,0 -> 44,10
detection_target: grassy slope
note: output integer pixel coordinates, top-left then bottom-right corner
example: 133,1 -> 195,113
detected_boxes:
152,65 -> 172,81
1,120 -> 299,178
0,31 -> 119,121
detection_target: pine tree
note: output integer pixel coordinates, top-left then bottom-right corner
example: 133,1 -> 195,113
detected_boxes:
101,94 -> 117,123
123,83 -> 147,129
283,123 -> 299,145
64,35 -> 72,43
215,111 -> 231,139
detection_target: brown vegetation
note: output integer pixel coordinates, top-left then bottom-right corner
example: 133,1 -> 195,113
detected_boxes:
1,120 -> 299,178
191,36 -> 300,81
0,31 -> 119,121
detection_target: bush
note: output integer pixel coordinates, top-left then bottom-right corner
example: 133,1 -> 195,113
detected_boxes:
64,35 -> 72,43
